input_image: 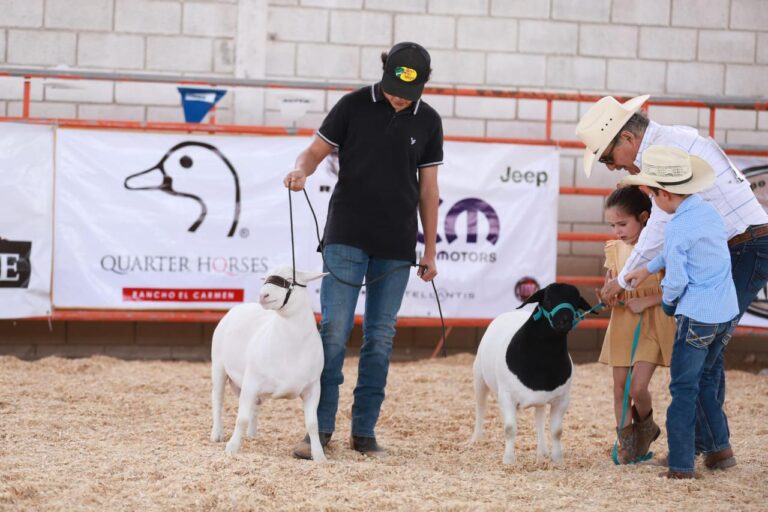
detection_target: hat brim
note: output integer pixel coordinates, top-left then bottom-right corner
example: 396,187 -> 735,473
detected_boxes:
582,94 -> 650,178
381,73 -> 425,102
620,155 -> 715,195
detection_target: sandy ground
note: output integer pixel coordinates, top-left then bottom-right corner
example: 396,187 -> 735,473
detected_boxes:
1,354 -> 767,511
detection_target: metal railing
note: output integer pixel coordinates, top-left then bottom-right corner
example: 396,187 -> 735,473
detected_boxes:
2,67 -> 767,341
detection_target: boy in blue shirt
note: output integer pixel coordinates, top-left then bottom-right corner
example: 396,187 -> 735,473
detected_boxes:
623,145 -> 739,479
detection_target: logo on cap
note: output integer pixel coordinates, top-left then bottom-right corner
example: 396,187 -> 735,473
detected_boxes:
395,66 -> 418,82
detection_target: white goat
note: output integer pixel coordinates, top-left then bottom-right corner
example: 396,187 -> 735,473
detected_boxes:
468,283 -> 592,465
210,266 -> 327,461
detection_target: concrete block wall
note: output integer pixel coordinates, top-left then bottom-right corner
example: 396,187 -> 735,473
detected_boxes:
1,2 -> 765,194
1,0 -> 767,358
0,0 -> 248,123
257,0 -> 767,282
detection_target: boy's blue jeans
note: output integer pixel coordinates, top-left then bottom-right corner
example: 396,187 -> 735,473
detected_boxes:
315,244 -> 410,438
695,233 -> 768,453
668,315 -> 737,474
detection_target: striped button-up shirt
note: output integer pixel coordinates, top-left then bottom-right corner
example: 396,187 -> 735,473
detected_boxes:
617,121 -> 768,288
646,194 -> 738,324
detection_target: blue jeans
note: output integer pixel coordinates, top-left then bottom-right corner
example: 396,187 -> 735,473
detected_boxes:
695,232 -> 768,453
668,316 -> 737,474
315,244 -> 411,438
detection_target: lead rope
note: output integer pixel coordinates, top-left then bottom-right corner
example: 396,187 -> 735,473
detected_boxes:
288,183 -> 297,286
288,187 -> 448,357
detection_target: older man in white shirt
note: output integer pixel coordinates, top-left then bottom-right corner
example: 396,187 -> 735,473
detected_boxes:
576,95 -> 768,470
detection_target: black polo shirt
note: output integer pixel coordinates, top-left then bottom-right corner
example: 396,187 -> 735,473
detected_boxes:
317,82 -> 444,262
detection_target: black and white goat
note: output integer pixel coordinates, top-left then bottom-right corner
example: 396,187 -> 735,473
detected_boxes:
468,283 -> 593,465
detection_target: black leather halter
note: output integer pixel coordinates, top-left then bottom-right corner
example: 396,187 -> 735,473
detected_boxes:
264,275 -> 306,309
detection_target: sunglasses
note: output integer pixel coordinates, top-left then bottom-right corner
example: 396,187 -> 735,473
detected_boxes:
598,135 -> 621,165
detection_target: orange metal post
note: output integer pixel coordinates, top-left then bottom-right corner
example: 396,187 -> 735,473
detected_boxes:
545,99 -> 553,142
22,76 -> 31,118
709,107 -> 716,138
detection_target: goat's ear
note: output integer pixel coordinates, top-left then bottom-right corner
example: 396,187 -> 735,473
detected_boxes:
576,296 -> 596,314
516,289 -> 545,309
297,271 -> 328,283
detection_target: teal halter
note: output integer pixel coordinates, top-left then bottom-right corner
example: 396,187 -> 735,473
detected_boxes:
532,302 -> 606,329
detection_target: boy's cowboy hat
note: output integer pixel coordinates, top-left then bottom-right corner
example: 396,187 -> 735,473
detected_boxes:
575,94 -> 649,178
620,145 -> 715,195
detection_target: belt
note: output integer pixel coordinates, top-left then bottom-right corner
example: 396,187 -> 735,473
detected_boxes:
728,223 -> 768,248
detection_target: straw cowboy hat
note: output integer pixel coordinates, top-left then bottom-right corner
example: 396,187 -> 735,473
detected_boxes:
575,94 -> 650,177
620,145 -> 715,195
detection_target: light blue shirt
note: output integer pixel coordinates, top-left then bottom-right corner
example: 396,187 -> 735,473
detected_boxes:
647,194 -> 738,324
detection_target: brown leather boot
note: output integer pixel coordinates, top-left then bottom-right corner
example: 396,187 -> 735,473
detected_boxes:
292,432 -> 332,460
616,424 -> 636,464
704,447 -> 737,470
632,406 -> 661,457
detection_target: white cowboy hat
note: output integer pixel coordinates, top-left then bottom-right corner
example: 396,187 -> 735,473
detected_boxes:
619,145 -> 715,195
575,94 -> 650,178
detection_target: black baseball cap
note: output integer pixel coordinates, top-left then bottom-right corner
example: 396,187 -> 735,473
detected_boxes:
381,42 -> 431,101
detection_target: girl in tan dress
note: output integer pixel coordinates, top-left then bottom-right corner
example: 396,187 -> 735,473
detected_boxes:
598,186 -> 675,463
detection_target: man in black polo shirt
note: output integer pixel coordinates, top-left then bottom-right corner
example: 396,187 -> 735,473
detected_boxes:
283,41 -> 443,459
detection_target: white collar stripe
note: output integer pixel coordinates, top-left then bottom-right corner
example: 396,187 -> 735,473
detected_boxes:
316,130 -> 339,148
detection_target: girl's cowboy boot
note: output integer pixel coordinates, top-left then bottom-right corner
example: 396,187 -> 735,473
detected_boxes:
616,424 -> 636,464
632,406 -> 661,457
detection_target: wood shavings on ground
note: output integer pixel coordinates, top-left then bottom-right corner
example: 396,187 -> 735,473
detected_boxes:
1,354 -> 766,511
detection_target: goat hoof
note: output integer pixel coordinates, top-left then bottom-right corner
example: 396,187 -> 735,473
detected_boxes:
536,453 -> 550,464
502,455 -> 516,465
225,442 -> 240,455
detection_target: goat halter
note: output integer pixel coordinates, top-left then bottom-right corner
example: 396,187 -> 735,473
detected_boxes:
533,302 -> 606,328
264,275 -> 306,309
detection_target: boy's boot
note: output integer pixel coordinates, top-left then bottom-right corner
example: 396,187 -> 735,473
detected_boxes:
704,447 -> 737,470
616,424 -> 636,464
632,405 -> 661,457
292,432 -> 332,460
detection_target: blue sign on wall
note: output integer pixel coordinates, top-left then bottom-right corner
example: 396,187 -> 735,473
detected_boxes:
177,87 -> 227,123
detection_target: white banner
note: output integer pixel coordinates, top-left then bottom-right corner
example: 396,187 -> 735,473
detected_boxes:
53,130 -> 558,318
54,130 -> 321,309
307,142 -> 559,318
734,156 -> 768,328
0,123 -> 54,318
